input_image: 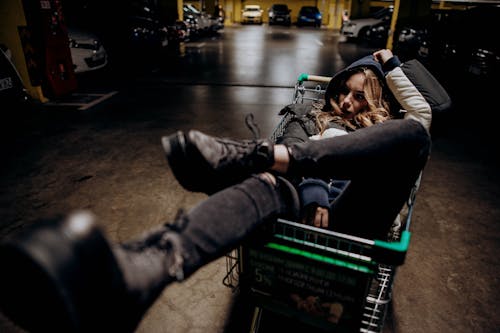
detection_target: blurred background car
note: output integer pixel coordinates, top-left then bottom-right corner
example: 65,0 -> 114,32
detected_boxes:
183,3 -> 221,35
67,27 -> 108,73
436,5 -> 500,79
268,4 -> 291,26
394,5 -> 500,80
212,4 -> 225,31
0,44 -> 31,106
394,23 -> 431,63
341,6 -> 393,40
296,6 -> 322,27
363,19 -> 390,47
241,5 -> 263,24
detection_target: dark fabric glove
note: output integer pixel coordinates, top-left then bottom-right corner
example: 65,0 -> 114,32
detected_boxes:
382,55 -> 401,73
298,178 -> 330,208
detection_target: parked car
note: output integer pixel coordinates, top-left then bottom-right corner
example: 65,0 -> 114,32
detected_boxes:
268,4 -> 291,26
128,15 -> 169,52
437,5 -> 500,79
394,24 -> 431,63
363,19 -> 390,47
171,20 -> 189,43
296,6 -> 322,27
183,4 -> 214,34
395,5 -> 500,80
67,28 -> 108,73
341,6 -> 393,40
241,5 -> 263,24
0,43 -> 32,109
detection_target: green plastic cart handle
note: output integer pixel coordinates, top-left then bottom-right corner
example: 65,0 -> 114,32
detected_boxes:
372,231 -> 412,265
297,73 -> 309,83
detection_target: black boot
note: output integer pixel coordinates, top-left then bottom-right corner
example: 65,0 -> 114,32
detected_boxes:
161,130 -> 275,194
0,211 -> 185,333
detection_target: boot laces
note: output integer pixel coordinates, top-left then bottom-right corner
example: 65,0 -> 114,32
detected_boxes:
245,113 -> 261,140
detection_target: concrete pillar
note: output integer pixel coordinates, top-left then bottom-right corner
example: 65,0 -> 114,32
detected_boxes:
157,0 -> 179,24
328,0 -> 351,30
222,0 -> 233,25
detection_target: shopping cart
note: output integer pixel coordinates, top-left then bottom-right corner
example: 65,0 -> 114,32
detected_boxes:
223,74 -> 421,333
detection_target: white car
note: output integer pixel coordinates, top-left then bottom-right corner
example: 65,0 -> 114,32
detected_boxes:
183,4 -> 213,33
67,28 -> 108,73
341,6 -> 393,40
241,5 -> 263,24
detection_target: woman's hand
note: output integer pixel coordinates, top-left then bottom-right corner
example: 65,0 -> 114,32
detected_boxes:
302,205 -> 329,228
373,49 -> 394,64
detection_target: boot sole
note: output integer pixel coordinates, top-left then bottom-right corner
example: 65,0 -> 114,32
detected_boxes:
161,131 -> 206,193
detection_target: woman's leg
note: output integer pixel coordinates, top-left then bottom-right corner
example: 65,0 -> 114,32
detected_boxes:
164,119 -> 430,239
0,175 -> 299,333
286,119 -> 430,239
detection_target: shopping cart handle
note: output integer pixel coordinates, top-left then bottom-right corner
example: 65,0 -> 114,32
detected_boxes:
373,231 -> 412,265
297,73 -> 332,83
297,73 -> 309,83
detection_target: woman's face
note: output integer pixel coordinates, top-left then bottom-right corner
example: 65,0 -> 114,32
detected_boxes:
337,72 -> 368,118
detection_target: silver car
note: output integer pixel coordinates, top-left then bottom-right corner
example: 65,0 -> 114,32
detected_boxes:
67,28 -> 108,73
341,6 -> 393,40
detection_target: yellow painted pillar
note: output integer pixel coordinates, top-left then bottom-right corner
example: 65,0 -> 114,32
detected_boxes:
234,0 -> 241,23
386,0 -> 399,50
327,0 -> 336,29
224,0 -> 233,25
178,0 -> 184,20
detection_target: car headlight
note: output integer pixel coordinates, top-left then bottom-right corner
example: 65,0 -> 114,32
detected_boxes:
269,12 -> 273,17
316,14 -> 322,19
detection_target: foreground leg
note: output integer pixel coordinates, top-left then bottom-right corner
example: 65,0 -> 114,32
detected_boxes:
0,176 -> 299,332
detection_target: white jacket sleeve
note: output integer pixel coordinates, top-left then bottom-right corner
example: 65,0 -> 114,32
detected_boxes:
386,67 -> 432,132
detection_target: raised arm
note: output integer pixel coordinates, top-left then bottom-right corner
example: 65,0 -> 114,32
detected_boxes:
373,49 -> 432,132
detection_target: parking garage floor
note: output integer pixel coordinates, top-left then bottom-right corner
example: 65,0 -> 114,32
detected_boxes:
0,26 -> 499,332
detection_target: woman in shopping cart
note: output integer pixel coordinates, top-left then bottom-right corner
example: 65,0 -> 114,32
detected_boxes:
0,50 -> 438,332
276,49 -> 432,234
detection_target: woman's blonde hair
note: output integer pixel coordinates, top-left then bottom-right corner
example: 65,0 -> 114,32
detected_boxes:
313,67 -> 391,132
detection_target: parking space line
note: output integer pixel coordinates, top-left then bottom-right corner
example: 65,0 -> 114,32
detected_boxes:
43,91 -> 118,110
187,42 -> 206,48
314,39 -> 324,46
78,91 -> 118,110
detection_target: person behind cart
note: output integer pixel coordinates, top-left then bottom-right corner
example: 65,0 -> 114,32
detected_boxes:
0,49 -> 449,333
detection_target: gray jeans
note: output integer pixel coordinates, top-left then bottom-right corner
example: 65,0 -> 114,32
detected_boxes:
177,118 -> 431,274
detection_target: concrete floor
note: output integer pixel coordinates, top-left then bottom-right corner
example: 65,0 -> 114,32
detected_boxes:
1,26 -> 499,332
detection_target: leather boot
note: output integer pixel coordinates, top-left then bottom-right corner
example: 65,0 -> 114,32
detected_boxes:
0,211 -> 184,333
162,130 -> 275,194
